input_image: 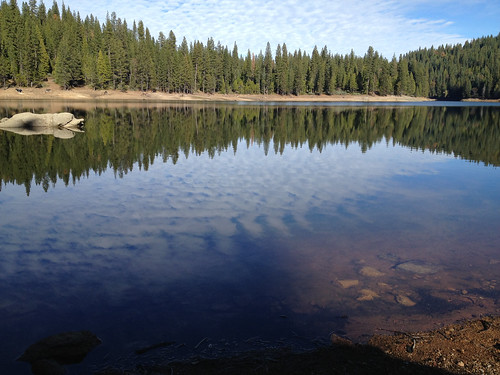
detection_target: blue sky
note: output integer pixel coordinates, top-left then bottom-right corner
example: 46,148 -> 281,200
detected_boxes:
62,0 -> 500,58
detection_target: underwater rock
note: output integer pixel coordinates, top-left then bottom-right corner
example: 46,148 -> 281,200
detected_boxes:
395,294 -> 417,307
357,289 -> 379,301
359,266 -> 385,277
393,260 -> 439,274
18,330 -> 101,375
338,279 -> 359,288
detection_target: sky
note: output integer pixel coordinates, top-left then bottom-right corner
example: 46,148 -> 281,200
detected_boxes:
61,0 -> 500,58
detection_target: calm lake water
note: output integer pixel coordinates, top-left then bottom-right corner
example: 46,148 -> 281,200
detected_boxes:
1,102 -> 499,374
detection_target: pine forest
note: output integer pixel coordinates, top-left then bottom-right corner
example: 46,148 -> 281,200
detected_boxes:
0,0 -> 499,99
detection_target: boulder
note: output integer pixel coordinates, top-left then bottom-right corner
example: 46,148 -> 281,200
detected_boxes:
0,112 -> 84,129
17,330 -> 101,374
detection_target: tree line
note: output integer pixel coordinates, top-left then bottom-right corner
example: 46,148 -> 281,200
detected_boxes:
1,105 -> 498,194
0,0 -> 499,99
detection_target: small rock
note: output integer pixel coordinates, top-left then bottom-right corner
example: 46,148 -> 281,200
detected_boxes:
357,289 -> 379,301
458,361 -> 465,367
359,266 -> 385,277
393,260 -> 439,274
395,294 -> 417,307
338,279 -> 359,288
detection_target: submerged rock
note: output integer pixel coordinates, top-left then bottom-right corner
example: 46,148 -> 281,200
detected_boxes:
392,260 -> 439,275
338,279 -> 359,288
18,330 -> 101,375
359,266 -> 385,277
395,294 -> 417,307
357,289 -> 379,301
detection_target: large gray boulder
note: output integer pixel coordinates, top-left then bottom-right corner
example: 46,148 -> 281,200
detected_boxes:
0,112 -> 84,129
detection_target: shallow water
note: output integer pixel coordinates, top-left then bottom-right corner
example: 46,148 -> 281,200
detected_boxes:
0,103 -> 499,373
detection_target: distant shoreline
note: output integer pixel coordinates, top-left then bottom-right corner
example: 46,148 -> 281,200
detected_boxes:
2,80 -> 499,105
0,80 -> 435,103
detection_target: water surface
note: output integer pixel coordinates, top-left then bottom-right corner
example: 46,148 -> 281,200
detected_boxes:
1,103 -> 499,373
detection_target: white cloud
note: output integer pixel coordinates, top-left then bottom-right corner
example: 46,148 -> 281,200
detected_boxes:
60,0 -> 496,57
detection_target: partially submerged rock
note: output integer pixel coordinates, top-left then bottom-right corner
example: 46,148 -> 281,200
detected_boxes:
0,112 -> 84,129
18,330 -> 101,375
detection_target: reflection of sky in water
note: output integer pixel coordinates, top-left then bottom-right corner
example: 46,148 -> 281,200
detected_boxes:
1,139 -> 499,373
0,140 -> 448,279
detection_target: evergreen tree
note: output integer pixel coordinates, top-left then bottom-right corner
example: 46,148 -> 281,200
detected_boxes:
97,49 -> 112,88
0,1 -> 497,99
263,42 -> 273,94
54,13 -> 82,89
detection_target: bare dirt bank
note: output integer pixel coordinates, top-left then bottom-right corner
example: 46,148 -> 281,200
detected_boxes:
1,80 -> 435,103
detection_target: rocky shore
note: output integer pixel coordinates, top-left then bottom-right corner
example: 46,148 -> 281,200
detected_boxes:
90,316 -> 499,375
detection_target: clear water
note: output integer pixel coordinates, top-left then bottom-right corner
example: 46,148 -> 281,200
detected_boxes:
1,103 -> 499,374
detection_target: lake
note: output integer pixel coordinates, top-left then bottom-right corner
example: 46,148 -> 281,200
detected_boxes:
1,102 -> 499,374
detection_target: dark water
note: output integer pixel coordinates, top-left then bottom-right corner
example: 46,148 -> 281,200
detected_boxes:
1,103 -> 499,373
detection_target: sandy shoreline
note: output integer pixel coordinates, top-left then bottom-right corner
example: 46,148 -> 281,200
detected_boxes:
0,80 -> 438,103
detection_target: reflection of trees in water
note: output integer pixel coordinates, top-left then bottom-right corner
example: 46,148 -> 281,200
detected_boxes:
1,105 -> 498,195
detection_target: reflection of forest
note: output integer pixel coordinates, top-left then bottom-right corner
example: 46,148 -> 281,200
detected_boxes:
1,105 -> 498,194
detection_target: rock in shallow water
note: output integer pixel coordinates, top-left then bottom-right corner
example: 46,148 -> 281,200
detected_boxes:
393,260 -> 439,274
17,330 -> 101,374
359,266 -> 385,277
395,294 -> 417,307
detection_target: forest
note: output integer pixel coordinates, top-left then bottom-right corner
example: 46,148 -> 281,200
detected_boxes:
1,105 -> 499,194
0,0 -> 499,99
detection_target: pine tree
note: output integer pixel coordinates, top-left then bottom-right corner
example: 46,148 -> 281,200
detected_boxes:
263,42 -> 273,94
54,15 -> 82,89
97,49 -> 111,88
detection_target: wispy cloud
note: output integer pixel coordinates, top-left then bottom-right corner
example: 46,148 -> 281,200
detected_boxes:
64,0 -> 498,57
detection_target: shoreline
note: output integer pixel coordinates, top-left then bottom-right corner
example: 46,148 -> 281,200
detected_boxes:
2,82 -> 498,106
91,315 -> 499,375
1,80 -> 437,103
